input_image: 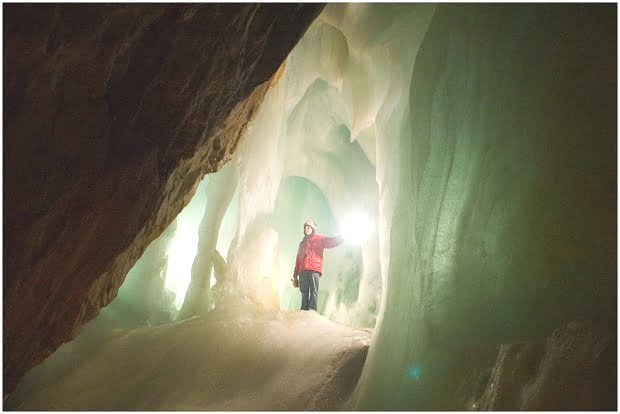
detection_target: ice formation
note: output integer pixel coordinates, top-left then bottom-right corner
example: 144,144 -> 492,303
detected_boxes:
8,3 -> 615,411
114,4 -> 397,329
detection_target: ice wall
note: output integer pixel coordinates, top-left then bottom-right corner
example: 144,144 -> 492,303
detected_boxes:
351,4 -> 616,410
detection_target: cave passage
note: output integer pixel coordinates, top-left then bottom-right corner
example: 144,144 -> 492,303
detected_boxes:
4,3 -> 616,411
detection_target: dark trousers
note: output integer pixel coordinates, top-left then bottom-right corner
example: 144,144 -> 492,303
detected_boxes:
299,270 -> 320,311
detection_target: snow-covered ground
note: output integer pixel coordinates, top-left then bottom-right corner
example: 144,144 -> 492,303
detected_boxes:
5,303 -> 372,411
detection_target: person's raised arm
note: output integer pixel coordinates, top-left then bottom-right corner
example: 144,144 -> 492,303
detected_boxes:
321,234 -> 344,249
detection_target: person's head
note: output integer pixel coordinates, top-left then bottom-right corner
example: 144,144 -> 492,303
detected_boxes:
303,220 -> 317,236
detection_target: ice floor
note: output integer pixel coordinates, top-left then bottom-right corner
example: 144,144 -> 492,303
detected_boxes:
5,303 -> 372,410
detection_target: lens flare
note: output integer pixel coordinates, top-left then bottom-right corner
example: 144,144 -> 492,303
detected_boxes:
407,364 -> 423,381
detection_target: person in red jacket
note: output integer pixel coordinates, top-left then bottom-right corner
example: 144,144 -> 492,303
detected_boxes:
291,220 -> 344,312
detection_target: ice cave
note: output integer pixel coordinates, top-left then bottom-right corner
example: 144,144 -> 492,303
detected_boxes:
3,3 -> 617,411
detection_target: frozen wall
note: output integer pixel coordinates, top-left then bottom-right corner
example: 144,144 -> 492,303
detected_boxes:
351,4 -> 616,410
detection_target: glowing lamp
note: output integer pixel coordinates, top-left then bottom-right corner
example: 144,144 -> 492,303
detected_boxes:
339,211 -> 372,244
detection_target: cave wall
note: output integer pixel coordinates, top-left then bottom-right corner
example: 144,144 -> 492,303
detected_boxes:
3,3 -> 324,394
352,4 -> 616,410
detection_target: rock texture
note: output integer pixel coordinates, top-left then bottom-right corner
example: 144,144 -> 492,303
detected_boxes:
475,321 -> 616,410
3,3 -> 323,395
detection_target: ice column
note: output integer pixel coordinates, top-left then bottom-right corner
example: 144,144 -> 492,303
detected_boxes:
178,160 -> 238,318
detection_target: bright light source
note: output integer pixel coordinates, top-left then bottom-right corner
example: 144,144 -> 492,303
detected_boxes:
339,211 -> 372,244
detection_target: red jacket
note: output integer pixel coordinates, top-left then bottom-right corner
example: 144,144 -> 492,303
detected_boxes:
293,233 -> 344,276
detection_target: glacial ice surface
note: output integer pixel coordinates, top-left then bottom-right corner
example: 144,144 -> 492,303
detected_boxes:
5,304 -> 371,411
